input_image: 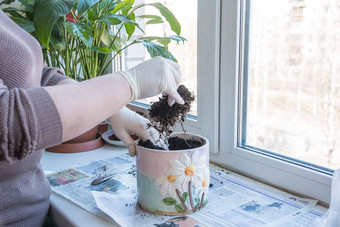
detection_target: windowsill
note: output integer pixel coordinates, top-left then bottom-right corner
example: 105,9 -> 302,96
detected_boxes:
41,144 -> 327,226
41,145 -> 126,226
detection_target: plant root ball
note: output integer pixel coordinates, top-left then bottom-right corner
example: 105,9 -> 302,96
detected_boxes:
149,85 -> 195,136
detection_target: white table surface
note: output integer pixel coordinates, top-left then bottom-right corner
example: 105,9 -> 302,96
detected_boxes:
41,144 -> 129,227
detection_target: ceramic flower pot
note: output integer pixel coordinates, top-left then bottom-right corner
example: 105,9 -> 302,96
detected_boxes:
136,133 -> 209,215
45,123 -> 108,153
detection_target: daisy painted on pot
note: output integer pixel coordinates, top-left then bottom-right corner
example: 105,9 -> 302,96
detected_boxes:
154,174 -> 179,199
198,169 -> 210,209
168,151 -> 206,192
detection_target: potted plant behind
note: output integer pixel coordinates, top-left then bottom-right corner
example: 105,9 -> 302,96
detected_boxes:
2,0 -> 185,153
136,85 -> 210,215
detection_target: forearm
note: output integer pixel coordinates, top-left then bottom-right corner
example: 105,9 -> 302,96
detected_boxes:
45,73 -> 131,142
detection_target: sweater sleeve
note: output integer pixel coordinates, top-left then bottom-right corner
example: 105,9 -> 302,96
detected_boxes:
41,67 -> 71,86
0,79 -> 63,162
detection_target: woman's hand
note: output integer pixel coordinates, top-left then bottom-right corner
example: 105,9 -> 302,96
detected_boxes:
118,57 -> 184,106
108,107 -> 167,157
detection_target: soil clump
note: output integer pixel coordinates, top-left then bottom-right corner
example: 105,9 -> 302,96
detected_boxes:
138,85 -> 204,150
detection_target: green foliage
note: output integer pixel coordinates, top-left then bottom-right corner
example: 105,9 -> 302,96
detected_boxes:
139,15 -> 163,25
182,192 -> 188,202
175,203 -> 185,212
77,0 -> 98,15
0,0 -> 15,6
194,197 -> 201,211
64,22 -> 93,47
2,0 -> 185,80
11,16 -> 34,33
194,197 -> 200,204
123,10 -> 136,40
142,40 -> 176,62
111,0 -> 134,13
162,197 -> 177,205
148,2 -> 180,35
34,0 -> 76,48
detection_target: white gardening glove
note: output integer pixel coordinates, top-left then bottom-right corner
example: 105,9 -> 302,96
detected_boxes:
108,107 -> 167,157
117,56 -> 184,106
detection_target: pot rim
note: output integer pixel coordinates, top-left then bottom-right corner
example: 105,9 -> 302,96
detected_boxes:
136,132 -> 209,153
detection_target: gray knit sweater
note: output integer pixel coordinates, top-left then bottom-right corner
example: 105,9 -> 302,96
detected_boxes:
0,9 -> 67,226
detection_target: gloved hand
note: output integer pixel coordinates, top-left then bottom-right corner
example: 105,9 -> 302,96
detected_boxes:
117,56 -> 184,106
108,107 -> 167,157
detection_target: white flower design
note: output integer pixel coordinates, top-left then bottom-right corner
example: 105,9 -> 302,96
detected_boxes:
154,174 -> 178,198
199,170 -> 210,197
168,151 -> 206,192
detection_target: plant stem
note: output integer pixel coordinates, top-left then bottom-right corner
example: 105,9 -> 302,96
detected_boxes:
71,37 -> 77,80
100,41 -> 137,75
64,24 -> 70,77
175,189 -> 188,212
80,48 -> 89,80
44,49 -> 51,67
199,192 -> 205,210
188,181 -> 194,211
100,24 -> 125,74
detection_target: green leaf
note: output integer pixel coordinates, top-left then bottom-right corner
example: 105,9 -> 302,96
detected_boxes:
138,36 -> 186,46
182,192 -> 188,202
11,17 -> 35,33
99,13 -> 138,26
49,23 -> 64,49
101,29 -> 121,51
97,0 -> 116,12
194,203 -> 200,210
157,38 -> 171,46
55,43 -> 67,51
138,36 -> 158,42
128,3 -> 181,35
21,0 -> 34,13
111,0 -> 134,13
33,0 -> 76,48
194,197 -> 201,204
2,7 -> 26,19
64,22 -> 93,47
19,0 -> 34,5
77,0 -> 98,15
101,28 -> 113,46
91,46 -> 113,54
87,8 -> 96,22
162,197 -> 177,205
175,203 -> 185,212
139,15 -> 163,25
127,3 -> 144,15
142,40 -> 176,62
167,35 -> 187,44
0,0 -> 15,6
148,2 -> 181,35
123,10 -> 136,41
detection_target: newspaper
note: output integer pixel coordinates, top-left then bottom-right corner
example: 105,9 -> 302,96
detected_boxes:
47,156 -> 326,226
47,155 -> 136,217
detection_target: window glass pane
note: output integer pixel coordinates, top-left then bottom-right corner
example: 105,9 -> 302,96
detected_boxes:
122,0 -> 198,115
241,0 -> 340,170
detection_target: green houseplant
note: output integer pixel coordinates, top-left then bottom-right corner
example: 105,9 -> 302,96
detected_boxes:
1,0 -> 185,152
1,0 -> 185,80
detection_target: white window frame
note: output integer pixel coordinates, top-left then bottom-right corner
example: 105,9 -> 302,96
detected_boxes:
213,0 -> 332,205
